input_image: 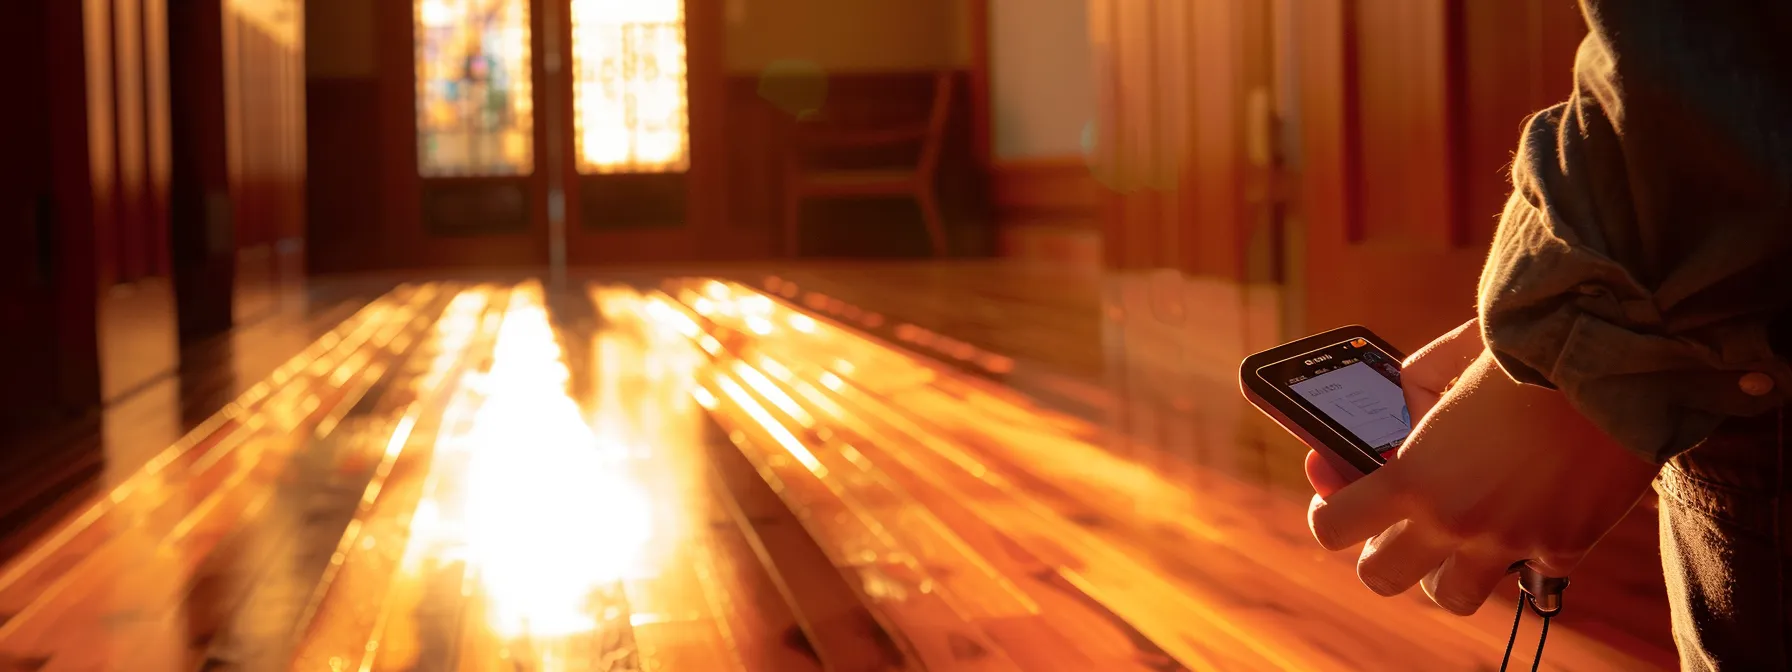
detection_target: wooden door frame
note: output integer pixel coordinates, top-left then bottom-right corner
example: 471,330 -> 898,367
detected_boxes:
966,0 -> 991,173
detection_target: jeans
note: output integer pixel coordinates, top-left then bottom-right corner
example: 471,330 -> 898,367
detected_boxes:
1656,408 -> 1790,670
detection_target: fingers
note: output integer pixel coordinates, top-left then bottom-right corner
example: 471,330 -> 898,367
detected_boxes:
1356,520 -> 1453,597
1305,450 -> 1352,498
1421,550 -> 1514,615
1308,466 -> 1410,551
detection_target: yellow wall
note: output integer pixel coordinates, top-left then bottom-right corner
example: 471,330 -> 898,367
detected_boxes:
233,0 -> 303,46
989,0 -> 1095,160
725,0 -> 969,74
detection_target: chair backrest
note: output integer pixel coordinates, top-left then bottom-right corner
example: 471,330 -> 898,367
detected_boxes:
917,72 -> 955,175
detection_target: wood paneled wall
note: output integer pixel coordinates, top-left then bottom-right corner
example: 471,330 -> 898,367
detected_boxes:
987,158 -> 1101,268
302,0 -> 380,272
0,0 -> 254,429
1294,0 -> 1585,348
1085,0 -> 1587,345
989,158 -> 1100,223
0,0 -> 304,435
231,7 -> 306,253
304,76 -> 383,272
227,1 -> 307,323
1089,0 -> 1276,281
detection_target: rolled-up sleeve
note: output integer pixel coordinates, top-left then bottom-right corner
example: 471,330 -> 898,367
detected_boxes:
1478,1 -> 1792,464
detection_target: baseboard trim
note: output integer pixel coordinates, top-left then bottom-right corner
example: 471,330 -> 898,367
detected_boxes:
990,156 -> 1101,225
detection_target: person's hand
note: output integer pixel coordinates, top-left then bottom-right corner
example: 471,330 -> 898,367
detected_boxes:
1307,350 -> 1661,615
1398,318 -> 1486,421
1306,318 -> 1483,498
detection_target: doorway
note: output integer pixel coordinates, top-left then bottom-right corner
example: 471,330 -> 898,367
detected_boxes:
409,0 -> 722,270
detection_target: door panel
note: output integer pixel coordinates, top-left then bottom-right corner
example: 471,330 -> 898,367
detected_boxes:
1294,0 -> 1585,350
1351,0 -> 1453,246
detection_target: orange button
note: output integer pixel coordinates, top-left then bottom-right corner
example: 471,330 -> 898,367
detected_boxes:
1739,372 -> 1775,396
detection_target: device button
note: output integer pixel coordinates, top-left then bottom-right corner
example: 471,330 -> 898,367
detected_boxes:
1738,372 -> 1775,396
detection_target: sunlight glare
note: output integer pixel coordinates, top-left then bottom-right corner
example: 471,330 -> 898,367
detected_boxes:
571,0 -> 689,173
456,285 -> 654,639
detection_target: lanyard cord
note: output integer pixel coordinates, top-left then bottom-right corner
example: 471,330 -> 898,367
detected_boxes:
1499,590 -> 1554,672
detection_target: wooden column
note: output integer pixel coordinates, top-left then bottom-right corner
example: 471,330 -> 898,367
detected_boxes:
168,0 -> 237,341
146,0 -> 175,277
0,0 -> 111,430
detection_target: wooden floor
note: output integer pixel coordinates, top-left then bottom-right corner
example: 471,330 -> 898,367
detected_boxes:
0,263 -> 1675,671
0,277 -> 398,565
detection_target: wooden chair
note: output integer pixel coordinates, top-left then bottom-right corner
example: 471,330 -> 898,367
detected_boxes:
782,72 -> 954,258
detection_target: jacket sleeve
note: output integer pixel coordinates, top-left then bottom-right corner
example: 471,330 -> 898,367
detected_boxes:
1477,0 -> 1792,463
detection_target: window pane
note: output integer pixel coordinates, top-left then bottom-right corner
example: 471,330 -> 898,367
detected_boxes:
571,0 -> 690,174
416,0 -> 534,177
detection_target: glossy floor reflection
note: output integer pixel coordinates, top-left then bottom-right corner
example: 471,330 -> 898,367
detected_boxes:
0,275 -> 1672,671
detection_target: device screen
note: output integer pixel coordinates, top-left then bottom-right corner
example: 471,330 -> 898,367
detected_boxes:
1258,338 -> 1410,455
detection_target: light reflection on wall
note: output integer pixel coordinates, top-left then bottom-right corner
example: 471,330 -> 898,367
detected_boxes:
414,0 -> 535,176
570,0 -> 691,174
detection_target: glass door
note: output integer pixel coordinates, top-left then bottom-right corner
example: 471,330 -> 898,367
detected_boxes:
412,0 -> 549,266
411,0 -> 715,270
555,0 -> 712,266
417,0 -> 536,179
569,0 -> 689,176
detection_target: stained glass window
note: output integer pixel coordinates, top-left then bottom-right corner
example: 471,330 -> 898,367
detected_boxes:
571,0 -> 691,174
415,0 -> 535,177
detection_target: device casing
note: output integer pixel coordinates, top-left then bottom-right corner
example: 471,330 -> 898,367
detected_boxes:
1238,324 -> 1406,480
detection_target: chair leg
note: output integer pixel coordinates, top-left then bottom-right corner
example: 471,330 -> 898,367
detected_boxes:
784,190 -> 803,258
916,189 -> 948,258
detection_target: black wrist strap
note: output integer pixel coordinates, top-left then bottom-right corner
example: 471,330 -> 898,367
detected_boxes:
1499,590 -> 1554,672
